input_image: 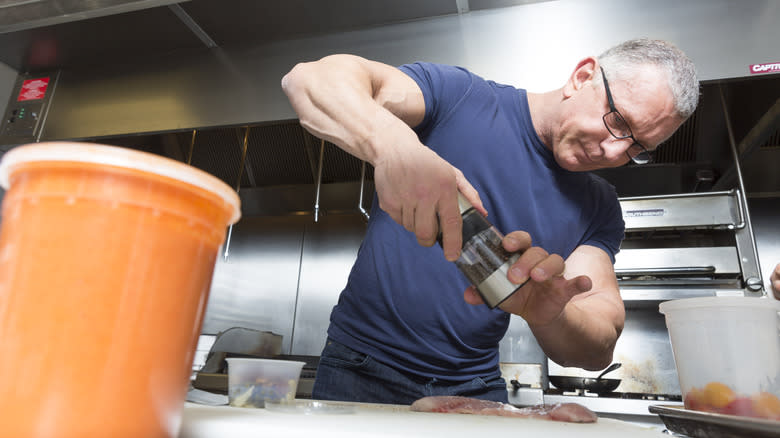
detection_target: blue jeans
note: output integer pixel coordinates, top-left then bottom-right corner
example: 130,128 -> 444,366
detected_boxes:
312,338 -> 508,405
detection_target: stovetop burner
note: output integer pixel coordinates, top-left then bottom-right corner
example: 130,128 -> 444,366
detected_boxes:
545,388 -> 682,401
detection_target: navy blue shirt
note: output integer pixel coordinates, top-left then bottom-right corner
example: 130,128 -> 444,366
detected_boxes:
327,62 -> 624,381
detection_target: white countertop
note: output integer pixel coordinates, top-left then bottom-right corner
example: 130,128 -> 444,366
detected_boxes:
179,400 -> 671,438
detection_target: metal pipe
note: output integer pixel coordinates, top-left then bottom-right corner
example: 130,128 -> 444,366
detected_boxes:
313,138 -> 324,222
223,127 -> 250,261
721,85 -> 755,199
718,84 -> 763,292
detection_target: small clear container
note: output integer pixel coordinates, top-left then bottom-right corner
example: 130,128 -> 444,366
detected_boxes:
226,358 -> 305,408
660,297 -> 780,420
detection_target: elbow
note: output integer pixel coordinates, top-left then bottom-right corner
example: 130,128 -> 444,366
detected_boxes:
581,326 -> 622,371
583,347 -> 617,371
556,345 -> 616,372
555,325 -> 623,371
281,54 -> 352,96
281,62 -> 309,99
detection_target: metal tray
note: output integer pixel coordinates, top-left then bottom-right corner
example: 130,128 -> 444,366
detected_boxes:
649,404 -> 780,438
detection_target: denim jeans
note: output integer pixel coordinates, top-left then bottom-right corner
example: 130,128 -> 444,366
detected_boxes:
312,337 -> 508,405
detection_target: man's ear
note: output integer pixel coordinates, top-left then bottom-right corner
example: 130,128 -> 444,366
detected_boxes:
563,57 -> 598,98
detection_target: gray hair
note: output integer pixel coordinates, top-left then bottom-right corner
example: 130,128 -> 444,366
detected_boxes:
597,38 -> 699,119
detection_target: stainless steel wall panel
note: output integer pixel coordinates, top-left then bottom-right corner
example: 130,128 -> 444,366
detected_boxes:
498,316 -> 548,378
749,197 -> 780,295
292,215 -> 367,356
201,216 -> 305,354
548,308 -> 681,396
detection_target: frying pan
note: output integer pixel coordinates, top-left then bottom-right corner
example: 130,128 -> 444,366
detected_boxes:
548,363 -> 622,394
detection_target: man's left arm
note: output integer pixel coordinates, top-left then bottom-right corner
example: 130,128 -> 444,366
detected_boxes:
525,244 -> 625,370
462,235 -> 626,370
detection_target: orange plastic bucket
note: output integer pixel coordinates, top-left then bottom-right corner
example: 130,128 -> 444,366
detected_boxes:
0,142 -> 241,438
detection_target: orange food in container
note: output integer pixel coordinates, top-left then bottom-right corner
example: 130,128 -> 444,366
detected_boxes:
660,296 -> 780,421
0,142 -> 241,438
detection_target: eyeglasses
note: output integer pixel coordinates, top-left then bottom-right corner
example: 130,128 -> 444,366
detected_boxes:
599,67 -> 652,165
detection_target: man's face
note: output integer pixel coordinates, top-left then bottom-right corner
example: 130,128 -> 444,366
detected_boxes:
553,66 -> 684,172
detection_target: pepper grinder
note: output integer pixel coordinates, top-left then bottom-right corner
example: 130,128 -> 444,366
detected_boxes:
441,193 -> 528,309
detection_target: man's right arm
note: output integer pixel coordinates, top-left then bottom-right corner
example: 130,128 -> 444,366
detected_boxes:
281,54 -> 426,164
281,55 -> 484,259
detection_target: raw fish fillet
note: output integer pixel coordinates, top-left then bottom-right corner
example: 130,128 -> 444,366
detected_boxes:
410,395 -> 597,423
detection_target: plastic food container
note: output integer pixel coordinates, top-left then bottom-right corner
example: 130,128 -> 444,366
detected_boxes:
0,142 -> 241,438
226,358 -> 305,408
659,297 -> 780,420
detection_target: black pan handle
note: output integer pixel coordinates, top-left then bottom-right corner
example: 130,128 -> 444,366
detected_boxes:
510,379 -> 530,390
597,362 -> 621,379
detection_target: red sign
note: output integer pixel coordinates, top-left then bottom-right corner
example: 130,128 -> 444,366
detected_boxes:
749,62 -> 780,75
17,77 -> 50,101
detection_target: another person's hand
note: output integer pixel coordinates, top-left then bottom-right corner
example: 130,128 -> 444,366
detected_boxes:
771,263 -> 780,300
462,231 -> 592,325
373,145 -> 485,261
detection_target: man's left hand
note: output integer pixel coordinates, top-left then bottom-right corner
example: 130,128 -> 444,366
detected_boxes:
463,231 -> 592,325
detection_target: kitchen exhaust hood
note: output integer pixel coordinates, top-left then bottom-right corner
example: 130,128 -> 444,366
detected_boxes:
0,0 -> 189,34
0,0 -> 778,196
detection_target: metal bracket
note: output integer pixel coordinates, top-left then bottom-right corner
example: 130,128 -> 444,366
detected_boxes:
223,127 -> 249,261
358,160 -> 370,221
314,138 -> 325,222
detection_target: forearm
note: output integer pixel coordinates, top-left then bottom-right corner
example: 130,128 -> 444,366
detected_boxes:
281,54 -> 423,166
529,292 -> 623,370
508,244 -> 625,371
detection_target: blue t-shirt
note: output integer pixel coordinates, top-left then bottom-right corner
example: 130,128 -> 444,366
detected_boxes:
327,62 -> 624,381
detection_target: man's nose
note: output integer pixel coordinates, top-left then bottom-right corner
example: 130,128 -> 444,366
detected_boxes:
601,137 -> 631,159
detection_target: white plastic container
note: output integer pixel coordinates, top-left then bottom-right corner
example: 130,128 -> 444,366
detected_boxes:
226,358 -> 305,408
659,297 -> 780,419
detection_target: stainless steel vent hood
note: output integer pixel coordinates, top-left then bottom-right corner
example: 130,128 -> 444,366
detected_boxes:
0,0 -> 779,195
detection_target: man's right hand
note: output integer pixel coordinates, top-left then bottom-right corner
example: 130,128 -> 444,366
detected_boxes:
771,263 -> 780,300
373,142 -> 485,260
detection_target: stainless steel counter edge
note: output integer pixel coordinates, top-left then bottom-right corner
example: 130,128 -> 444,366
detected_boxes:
543,394 -> 683,417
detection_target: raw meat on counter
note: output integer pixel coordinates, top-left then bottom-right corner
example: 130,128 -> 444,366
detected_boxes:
410,396 -> 597,423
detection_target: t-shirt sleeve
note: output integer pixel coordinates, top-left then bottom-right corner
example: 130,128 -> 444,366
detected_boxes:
581,177 -> 625,264
398,62 -> 476,136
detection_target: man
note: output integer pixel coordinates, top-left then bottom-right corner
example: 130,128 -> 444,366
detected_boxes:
771,263 -> 780,300
281,38 -> 699,404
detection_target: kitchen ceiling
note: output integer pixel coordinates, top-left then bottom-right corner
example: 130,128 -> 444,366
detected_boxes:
0,0 -> 552,72
0,0 -> 186,33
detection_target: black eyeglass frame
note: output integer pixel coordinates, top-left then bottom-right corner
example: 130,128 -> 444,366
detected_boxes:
599,67 -> 653,165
